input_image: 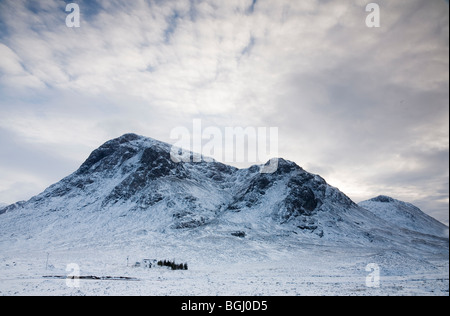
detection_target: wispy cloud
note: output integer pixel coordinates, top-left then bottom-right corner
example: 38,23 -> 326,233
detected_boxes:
0,0 -> 448,224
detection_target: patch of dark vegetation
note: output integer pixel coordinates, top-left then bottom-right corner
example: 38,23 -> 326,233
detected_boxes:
157,260 -> 188,270
231,231 -> 246,238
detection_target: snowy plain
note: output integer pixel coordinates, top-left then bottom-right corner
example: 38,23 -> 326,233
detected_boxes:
1,229 -> 448,296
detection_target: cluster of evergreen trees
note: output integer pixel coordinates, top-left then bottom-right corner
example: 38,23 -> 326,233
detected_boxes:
157,260 -> 188,270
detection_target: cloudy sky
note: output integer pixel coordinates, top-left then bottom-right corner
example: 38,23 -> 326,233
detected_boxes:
0,0 -> 448,224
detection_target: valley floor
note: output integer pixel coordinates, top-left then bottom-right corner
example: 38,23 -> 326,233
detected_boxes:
0,239 -> 448,296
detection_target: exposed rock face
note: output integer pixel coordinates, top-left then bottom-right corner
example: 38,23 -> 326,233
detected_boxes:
1,134 -> 447,251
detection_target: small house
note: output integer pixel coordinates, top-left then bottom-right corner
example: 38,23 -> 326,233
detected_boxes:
132,262 -> 141,268
142,259 -> 158,268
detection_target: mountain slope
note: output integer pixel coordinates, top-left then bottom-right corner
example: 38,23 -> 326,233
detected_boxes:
359,196 -> 449,238
0,134 -> 448,256
0,134 -> 236,234
0,133 -> 448,296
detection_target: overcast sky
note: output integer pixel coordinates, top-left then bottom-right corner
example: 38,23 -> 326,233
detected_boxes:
0,0 -> 448,225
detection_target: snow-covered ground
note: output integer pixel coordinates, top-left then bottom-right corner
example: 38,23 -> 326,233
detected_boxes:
0,232 -> 448,296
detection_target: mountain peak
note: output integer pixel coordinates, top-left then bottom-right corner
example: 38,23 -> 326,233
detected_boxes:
359,196 -> 448,238
77,133 -> 173,175
115,133 -> 143,142
369,195 -> 396,203
106,133 -> 170,149
1,134 -> 447,250
259,158 -> 302,174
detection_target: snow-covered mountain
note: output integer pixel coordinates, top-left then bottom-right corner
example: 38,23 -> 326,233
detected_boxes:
0,134 -> 448,253
0,201 -> 25,216
359,196 -> 448,238
0,133 -> 448,296
0,203 -> 7,215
